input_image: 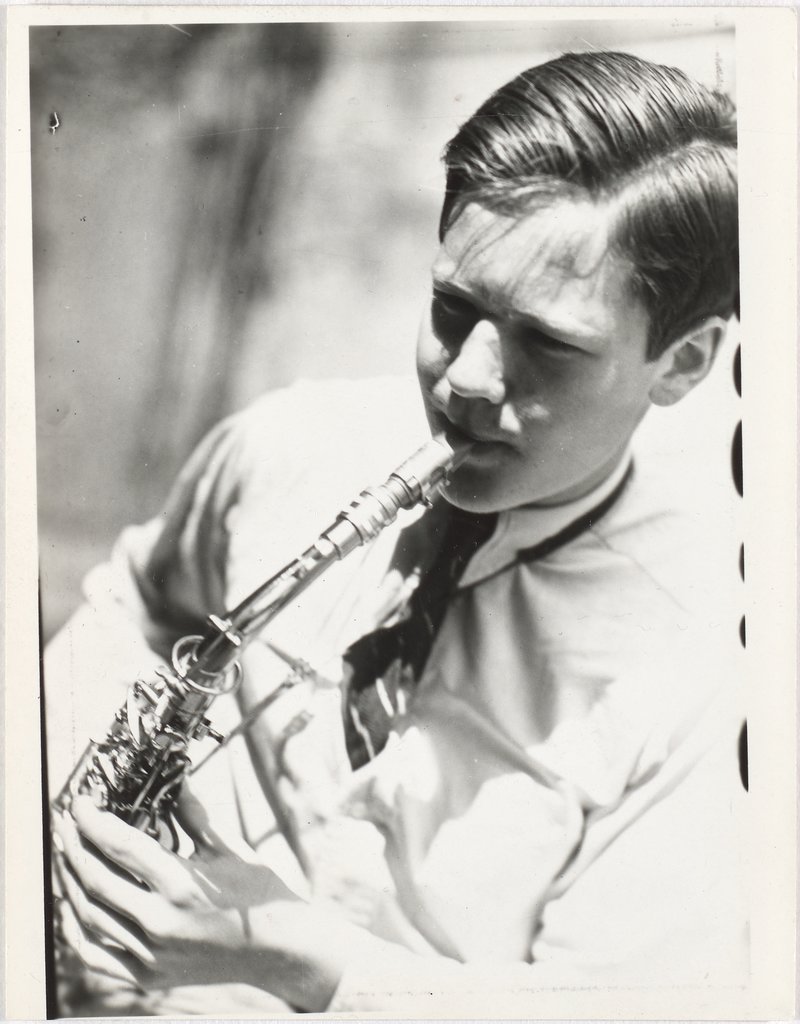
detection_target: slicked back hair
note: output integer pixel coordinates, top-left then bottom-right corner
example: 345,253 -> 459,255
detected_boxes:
440,51 -> 738,359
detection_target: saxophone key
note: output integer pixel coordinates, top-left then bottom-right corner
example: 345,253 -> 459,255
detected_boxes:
126,687 -> 143,745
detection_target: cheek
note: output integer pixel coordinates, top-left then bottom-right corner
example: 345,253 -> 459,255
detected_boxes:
592,357 -> 630,396
513,356 -> 630,438
511,356 -> 577,425
416,320 -> 447,384
591,356 -> 654,419
548,358 -> 650,442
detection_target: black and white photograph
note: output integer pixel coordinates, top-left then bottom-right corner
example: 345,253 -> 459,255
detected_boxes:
3,7 -> 797,1020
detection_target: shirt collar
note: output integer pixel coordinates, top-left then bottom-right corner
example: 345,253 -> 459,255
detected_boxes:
458,452 -> 632,589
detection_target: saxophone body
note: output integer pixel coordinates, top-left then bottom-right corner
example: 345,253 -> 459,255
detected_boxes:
52,432 -> 469,845
53,638 -> 234,845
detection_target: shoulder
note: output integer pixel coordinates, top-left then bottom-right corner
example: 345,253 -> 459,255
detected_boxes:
217,376 -> 429,598
588,461 -> 738,609
586,362 -> 741,619
226,375 -> 425,477
187,375 -> 425,505
237,375 -> 422,430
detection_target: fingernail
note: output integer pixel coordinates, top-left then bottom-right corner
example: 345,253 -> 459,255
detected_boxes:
52,832 -> 64,853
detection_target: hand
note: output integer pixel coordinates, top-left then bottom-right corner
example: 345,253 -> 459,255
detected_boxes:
51,786 -> 345,1007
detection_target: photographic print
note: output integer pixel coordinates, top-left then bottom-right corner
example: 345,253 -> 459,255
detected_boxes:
3,7 -> 797,1020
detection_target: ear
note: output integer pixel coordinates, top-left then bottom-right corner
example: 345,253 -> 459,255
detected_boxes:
648,316 -> 728,407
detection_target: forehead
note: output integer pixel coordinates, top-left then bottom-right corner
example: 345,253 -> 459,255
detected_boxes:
434,200 -> 643,340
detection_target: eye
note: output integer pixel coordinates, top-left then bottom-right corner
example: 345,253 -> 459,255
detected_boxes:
431,288 -> 479,345
432,288 -> 477,318
517,325 -> 579,357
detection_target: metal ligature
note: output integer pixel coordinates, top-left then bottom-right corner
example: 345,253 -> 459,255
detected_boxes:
52,433 -> 470,847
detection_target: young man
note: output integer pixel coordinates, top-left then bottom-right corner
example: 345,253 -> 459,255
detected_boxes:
48,50 -> 743,1015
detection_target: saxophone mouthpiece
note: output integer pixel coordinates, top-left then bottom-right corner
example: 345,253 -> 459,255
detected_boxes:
390,432 -> 471,507
433,431 -> 474,469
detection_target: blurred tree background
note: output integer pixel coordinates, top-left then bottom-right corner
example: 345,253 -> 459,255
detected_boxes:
31,18 -> 736,638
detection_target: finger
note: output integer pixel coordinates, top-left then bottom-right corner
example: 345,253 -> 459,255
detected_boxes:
55,810 -> 162,925
54,806 -> 142,883
70,797 -> 197,904
58,895 -> 144,988
55,853 -> 156,966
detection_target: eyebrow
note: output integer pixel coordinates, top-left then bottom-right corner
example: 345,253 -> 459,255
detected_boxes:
432,274 -> 604,348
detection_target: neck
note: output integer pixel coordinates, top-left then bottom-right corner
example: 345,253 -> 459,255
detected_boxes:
525,444 -> 632,510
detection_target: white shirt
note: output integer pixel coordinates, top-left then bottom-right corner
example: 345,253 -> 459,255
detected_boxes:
45,375 -> 747,1015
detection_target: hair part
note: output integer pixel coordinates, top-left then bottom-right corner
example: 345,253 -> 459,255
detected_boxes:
440,51 -> 739,359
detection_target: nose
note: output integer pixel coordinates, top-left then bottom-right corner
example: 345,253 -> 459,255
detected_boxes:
445,319 -> 506,405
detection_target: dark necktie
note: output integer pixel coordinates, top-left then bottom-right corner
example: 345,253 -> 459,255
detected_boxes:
341,504 -> 497,769
340,462 -> 634,769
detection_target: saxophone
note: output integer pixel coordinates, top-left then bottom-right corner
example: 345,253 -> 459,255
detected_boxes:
52,433 -> 470,846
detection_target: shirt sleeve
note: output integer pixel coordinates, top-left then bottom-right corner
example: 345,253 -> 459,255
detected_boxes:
43,408 -> 251,795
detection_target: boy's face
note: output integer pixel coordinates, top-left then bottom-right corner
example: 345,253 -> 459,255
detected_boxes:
416,199 -> 664,512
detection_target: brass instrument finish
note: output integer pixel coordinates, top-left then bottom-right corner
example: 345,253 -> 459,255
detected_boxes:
53,433 -> 470,845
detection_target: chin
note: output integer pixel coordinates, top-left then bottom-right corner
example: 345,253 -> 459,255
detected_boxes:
439,469 -> 518,515
440,457 -> 575,512
440,489 -> 498,514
